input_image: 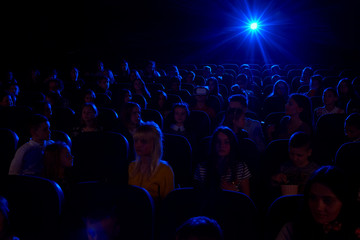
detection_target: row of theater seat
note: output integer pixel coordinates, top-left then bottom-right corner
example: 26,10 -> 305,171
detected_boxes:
0,174 -> 304,240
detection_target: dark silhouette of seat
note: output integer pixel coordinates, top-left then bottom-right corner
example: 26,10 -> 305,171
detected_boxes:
189,110 -> 211,141
181,83 -> 195,95
163,133 -> 192,187
335,141 -> 360,189
262,112 -> 286,141
322,76 -> 341,89
94,92 -> 112,108
264,194 -> 304,240
166,93 -> 183,106
142,108 -> 164,129
146,82 -> 165,96
51,129 -> 72,147
98,107 -> 118,131
287,69 -> 302,85
0,128 -> 19,176
0,175 -> 64,240
131,93 -> 147,109
221,63 -> 239,73
64,182 -> 154,240
71,131 -> 129,183
313,113 -> 346,165
51,106 -> 76,134
207,94 -> 222,113
0,105 -> 33,139
157,187 -> 260,240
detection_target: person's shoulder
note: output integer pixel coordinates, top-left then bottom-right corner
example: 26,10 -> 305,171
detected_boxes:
276,222 -> 295,240
159,160 -> 174,173
246,117 -> 261,126
159,160 -> 172,168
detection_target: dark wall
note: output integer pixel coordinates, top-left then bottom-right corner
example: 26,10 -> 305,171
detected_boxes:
3,0 -> 360,71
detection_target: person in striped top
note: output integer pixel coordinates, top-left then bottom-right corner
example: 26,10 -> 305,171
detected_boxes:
194,126 -> 251,196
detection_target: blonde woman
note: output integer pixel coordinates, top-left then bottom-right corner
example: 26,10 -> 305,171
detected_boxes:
128,121 -> 174,202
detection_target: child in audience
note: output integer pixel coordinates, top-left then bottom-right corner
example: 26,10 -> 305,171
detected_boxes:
176,216 -> 224,240
149,90 -> 170,118
222,107 -> 248,139
71,103 -> 102,138
190,86 -> 216,120
314,87 -> 344,123
227,94 -> 266,152
164,102 -> 192,138
344,113 -> 360,142
306,75 -> 323,97
194,126 -> 251,196
337,78 -> 355,111
130,78 -> 151,103
0,91 -> 14,108
95,75 -> 112,98
114,101 -> 143,162
272,131 -> 319,194
128,121 -> 174,202
276,165 -> 359,240
9,114 -> 53,175
43,141 -> 73,188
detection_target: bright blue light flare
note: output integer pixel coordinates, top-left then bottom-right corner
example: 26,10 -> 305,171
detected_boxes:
250,22 -> 258,30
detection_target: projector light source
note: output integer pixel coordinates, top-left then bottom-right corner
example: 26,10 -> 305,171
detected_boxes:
250,22 -> 258,30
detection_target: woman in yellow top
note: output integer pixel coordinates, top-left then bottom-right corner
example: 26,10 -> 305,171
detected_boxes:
128,121 -> 174,202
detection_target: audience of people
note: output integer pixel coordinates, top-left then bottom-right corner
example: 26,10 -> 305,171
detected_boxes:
1,61 -> 359,239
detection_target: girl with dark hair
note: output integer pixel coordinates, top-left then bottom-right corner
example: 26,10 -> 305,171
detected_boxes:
114,102 -> 143,162
276,93 -> 313,139
71,103 -> 102,138
194,126 -> 251,196
43,141 -> 73,188
337,78 -> 355,111
164,102 -> 193,140
276,165 -> 359,240
222,108 -> 248,140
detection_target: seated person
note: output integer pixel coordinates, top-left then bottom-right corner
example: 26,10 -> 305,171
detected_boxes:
276,93 -> 313,140
164,102 -> 193,140
176,216 -> 224,240
276,165 -> 359,240
222,107 -> 248,140
194,126 -> 251,196
344,113 -> 360,142
71,102 -> 103,138
43,141 -> 73,191
314,87 -> 344,123
228,94 -> 266,152
128,122 -> 174,202
271,131 -> 319,195
9,114 -> 53,175
0,90 -> 14,108
95,75 -> 112,98
190,86 -> 216,120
